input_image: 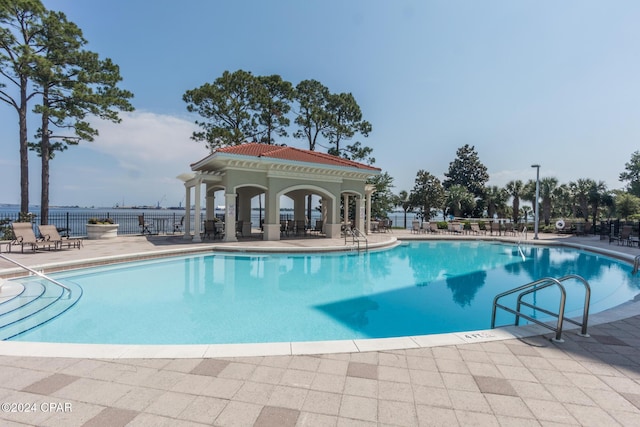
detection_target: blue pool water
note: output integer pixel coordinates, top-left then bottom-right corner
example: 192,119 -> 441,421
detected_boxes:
11,241 -> 640,344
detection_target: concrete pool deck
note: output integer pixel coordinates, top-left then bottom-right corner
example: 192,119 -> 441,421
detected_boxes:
1,231 -> 639,425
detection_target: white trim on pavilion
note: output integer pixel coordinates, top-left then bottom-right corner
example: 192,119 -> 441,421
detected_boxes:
177,143 -> 381,242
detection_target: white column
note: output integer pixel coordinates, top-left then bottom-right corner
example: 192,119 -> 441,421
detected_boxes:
355,196 -> 364,232
193,180 -> 202,242
205,189 -> 215,221
183,185 -> 191,240
365,191 -> 373,234
343,194 -> 350,226
224,192 -> 237,242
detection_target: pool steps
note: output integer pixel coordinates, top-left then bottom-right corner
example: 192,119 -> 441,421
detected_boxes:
0,277 -> 83,341
0,253 -> 84,340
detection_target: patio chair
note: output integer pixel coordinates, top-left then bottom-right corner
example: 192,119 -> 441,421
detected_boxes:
429,222 -> 440,234
612,225 -> 633,246
411,220 -> 420,234
311,220 -> 324,235
38,224 -> 83,249
294,219 -> 307,236
504,223 -> 516,236
9,222 -> 51,253
215,221 -> 224,239
138,215 -> 154,235
280,220 -> 290,237
470,223 -> 482,235
236,220 -> 244,237
172,216 -> 184,233
202,220 -> 216,239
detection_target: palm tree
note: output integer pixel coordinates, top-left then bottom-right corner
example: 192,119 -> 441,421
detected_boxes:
539,177 -> 558,226
484,186 -> 508,219
396,190 -> 411,229
505,180 -> 524,224
445,185 -> 474,218
569,179 -> 594,220
588,181 -> 608,230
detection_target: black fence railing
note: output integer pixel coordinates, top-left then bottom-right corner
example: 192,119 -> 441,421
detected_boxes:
0,211 -> 194,238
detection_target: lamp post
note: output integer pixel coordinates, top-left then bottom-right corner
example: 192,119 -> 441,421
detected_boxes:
531,164 -> 540,240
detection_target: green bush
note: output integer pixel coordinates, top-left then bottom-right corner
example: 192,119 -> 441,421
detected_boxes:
437,221 -> 448,229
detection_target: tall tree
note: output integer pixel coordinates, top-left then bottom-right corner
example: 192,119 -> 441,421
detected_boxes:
409,170 -> 445,220
505,180 -> 524,224
587,181 -> 610,230
395,190 -> 411,229
483,185 -> 508,219
614,192 -> 640,219
323,92 -> 372,160
619,150 -> 640,197
445,185 -> 475,218
539,177 -> 558,226
30,10 -> 134,224
183,69 -> 259,150
293,79 -> 330,151
367,172 -> 395,220
0,0 -> 46,213
569,179 -> 593,220
443,144 -> 488,198
254,74 -> 293,144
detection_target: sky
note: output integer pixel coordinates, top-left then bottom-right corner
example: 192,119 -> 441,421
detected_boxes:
1,0 -> 639,208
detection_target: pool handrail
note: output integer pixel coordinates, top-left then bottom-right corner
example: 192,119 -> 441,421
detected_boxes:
492,277 -> 567,342
492,274 -> 591,341
344,227 -> 368,251
0,253 -> 72,297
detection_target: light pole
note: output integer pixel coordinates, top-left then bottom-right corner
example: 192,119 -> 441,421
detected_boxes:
531,164 -> 540,240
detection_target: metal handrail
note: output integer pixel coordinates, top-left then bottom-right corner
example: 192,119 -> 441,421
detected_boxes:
344,227 -> 368,251
0,254 -> 71,296
633,255 -> 640,274
492,274 -> 591,342
492,277 -> 566,341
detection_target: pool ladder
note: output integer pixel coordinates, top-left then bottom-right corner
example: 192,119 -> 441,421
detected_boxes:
633,255 -> 640,274
345,227 -> 368,252
491,274 -> 591,342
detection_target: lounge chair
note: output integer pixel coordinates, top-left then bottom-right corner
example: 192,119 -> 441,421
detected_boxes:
9,222 -> 52,253
448,222 -> 462,234
470,223 -> 483,235
411,221 -> 420,234
38,224 -> 83,249
429,222 -> 440,234
490,222 -> 501,236
138,215 -> 154,235
504,223 -> 516,236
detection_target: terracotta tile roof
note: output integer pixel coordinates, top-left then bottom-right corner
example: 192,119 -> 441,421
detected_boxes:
215,143 -> 381,171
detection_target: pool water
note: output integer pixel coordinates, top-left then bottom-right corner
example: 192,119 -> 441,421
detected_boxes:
11,241 -> 640,344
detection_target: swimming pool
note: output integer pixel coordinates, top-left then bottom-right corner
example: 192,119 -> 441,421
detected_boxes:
8,241 -> 640,344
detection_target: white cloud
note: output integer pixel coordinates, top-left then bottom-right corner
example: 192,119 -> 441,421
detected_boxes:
88,111 -> 209,166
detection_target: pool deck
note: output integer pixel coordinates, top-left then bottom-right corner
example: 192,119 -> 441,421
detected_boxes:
1,231 -> 639,426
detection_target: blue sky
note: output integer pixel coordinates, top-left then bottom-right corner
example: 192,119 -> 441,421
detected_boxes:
1,0 -> 639,208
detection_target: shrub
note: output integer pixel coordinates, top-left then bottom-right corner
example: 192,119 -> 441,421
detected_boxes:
88,217 -> 114,224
